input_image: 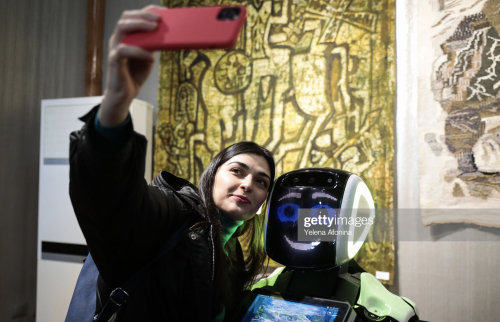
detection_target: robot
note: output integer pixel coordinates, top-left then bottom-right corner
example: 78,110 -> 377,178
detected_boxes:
233,168 -> 424,322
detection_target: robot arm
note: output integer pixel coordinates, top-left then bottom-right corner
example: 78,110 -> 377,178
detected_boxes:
356,273 -> 420,322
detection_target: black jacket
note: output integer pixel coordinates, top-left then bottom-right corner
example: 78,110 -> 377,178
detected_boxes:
69,106 -> 224,321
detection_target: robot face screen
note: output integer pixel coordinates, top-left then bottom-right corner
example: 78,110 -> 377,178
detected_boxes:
266,186 -> 342,269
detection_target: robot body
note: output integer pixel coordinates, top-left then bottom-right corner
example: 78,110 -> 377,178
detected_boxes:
235,168 -> 423,322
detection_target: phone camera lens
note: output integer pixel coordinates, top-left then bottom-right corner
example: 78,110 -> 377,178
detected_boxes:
309,178 -> 315,183
293,178 -> 299,183
327,178 -> 332,183
218,8 -> 241,20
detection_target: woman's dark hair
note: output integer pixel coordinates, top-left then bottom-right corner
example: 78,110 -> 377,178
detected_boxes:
197,141 -> 275,315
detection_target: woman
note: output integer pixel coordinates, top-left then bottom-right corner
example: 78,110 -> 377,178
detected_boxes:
69,5 -> 275,322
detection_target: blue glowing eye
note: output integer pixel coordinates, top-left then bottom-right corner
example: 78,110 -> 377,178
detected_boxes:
310,205 -> 336,218
277,203 -> 300,222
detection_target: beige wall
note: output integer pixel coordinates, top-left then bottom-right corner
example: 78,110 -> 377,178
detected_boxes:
396,1 -> 500,321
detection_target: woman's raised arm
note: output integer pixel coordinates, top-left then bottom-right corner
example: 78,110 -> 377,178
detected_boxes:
69,6 -> 191,288
99,5 -> 161,126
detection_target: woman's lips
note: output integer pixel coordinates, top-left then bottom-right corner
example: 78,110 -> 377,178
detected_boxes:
232,195 -> 250,204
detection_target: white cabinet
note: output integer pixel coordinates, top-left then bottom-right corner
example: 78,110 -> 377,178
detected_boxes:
36,96 -> 153,322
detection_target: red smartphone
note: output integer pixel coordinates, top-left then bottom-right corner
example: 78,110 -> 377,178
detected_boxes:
122,5 -> 247,51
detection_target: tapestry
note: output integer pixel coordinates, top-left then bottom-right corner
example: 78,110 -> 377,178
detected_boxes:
155,0 -> 396,283
418,0 -> 500,227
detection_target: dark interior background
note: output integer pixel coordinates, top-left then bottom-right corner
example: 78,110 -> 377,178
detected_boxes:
0,1 -> 158,321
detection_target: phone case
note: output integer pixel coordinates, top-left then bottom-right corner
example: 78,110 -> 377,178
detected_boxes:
122,6 -> 247,51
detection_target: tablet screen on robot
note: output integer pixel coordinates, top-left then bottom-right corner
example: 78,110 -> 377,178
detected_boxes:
239,293 -> 350,322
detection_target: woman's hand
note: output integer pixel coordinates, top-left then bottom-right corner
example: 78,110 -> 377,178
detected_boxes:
99,6 -> 163,126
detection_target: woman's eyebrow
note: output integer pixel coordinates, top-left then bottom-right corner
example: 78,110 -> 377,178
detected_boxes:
227,161 -> 271,180
228,161 -> 249,169
257,171 -> 271,180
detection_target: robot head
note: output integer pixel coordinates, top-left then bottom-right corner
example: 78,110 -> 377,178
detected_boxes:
264,168 -> 375,269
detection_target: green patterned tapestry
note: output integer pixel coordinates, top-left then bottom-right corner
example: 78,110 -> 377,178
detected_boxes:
155,0 -> 396,284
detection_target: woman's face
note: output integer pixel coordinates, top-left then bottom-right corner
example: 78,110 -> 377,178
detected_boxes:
213,153 -> 272,222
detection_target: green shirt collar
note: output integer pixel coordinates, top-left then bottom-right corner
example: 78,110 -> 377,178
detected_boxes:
220,212 -> 244,254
